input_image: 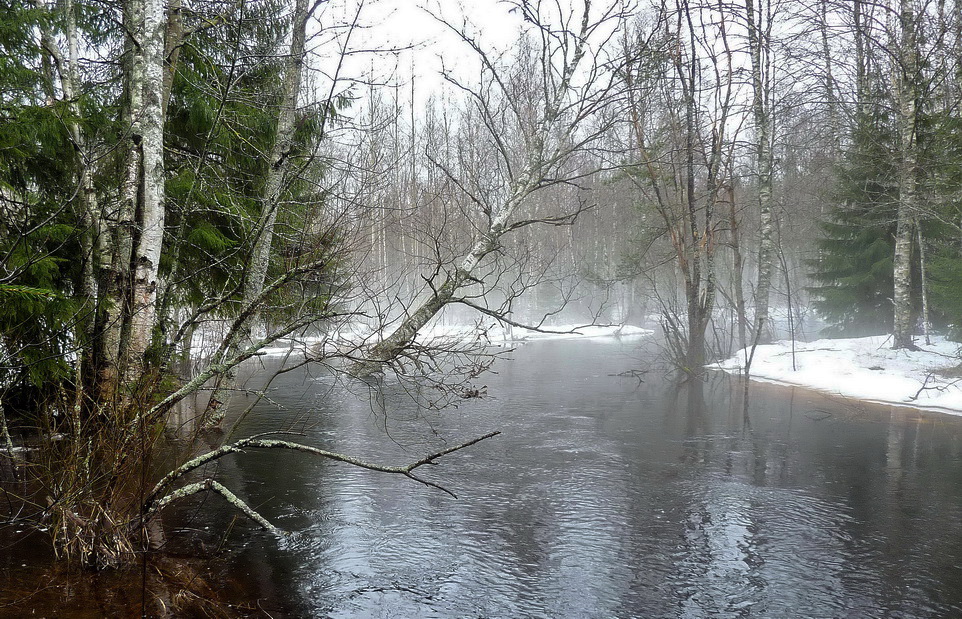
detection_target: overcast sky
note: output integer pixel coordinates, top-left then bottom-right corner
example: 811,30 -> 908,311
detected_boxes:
310,0 -> 525,109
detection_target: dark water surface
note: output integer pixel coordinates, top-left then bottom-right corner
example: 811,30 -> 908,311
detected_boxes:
180,338 -> 962,618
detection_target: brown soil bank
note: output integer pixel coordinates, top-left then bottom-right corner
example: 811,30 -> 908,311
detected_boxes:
0,546 -> 278,618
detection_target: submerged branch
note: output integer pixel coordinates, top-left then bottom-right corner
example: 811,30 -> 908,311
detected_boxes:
145,431 -> 501,521
149,480 -> 284,535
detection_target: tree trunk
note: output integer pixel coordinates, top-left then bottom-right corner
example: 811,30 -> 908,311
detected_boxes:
124,0 -> 168,387
893,0 -> 918,350
917,222 -> 931,345
362,197 -> 527,368
746,0 -> 775,346
686,285 -> 707,371
729,187 -> 747,351
96,0 -> 145,404
853,0 -> 869,115
203,0 -> 310,425
92,0 -> 168,403
38,0 -> 106,411
162,0 -> 183,119
820,0 -> 840,152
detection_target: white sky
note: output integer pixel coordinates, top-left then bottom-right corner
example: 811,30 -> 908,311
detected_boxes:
311,0 -> 525,109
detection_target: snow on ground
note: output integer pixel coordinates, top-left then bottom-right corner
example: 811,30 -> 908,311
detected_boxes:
251,323 -> 652,358
710,335 -> 962,414
418,323 -> 652,344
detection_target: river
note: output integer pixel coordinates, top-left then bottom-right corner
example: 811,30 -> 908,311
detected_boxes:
165,336 -> 962,617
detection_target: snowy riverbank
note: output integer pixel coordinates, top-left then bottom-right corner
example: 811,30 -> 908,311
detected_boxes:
253,323 -> 653,357
710,335 -> 962,414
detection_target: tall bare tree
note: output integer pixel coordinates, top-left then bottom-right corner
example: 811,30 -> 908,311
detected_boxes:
893,0 -> 920,350
622,0 -> 736,371
745,0 -> 776,346
357,0 -> 628,371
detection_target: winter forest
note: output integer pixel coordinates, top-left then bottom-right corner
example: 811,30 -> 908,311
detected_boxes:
4,0 -> 962,614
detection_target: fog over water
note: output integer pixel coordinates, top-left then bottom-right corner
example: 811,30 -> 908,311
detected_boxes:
173,337 -> 962,617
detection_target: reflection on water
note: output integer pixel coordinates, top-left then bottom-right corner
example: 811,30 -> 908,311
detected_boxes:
180,339 -> 962,617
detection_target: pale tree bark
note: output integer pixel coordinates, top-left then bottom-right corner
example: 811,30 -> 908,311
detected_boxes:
124,0 -> 168,386
893,0 -> 918,350
746,0 -> 775,346
203,0 -> 313,426
36,0 -> 106,410
93,0 -> 168,402
242,0 -> 309,314
97,0 -> 146,403
365,182 -> 538,365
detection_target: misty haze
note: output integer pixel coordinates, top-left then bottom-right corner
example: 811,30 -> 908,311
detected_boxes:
2,0 -> 962,616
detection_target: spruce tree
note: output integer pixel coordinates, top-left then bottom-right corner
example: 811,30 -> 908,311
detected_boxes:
809,111 -> 900,336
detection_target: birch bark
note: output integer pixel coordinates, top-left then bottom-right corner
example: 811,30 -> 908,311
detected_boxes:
94,0 -> 168,401
745,0 -> 775,346
893,0 -> 918,350
97,0 -> 144,402
36,0 -> 106,407
124,0 -> 168,385
358,3 -> 607,371
203,0 -> 310,424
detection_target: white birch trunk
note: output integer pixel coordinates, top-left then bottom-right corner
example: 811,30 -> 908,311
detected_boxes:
365,182 -> 536,365
124,0 -> 168,385
358,4 -> 600,370
37,0 -> 106,406
243,0 -> 308,313
98,0 -> 145,402
893,0 -> 918,350
746,0 -> 775,346
203,0 -> 309,425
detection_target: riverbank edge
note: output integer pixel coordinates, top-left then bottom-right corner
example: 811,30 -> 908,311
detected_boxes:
707,367 -> 962,417
708,334 -> 962,417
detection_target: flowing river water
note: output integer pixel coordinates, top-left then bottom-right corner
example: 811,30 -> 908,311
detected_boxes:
3,335 -> 962,617
170,336 -> 962,617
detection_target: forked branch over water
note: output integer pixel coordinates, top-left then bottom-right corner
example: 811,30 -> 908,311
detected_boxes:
143,431 -> 501,532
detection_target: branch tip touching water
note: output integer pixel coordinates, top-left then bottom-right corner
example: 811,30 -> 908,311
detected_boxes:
146,430 -> 501,532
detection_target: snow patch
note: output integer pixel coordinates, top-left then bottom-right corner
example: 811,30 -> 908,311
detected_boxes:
413,322 -> 651,345
251,323 -> 652,358
710,335 -> 962,414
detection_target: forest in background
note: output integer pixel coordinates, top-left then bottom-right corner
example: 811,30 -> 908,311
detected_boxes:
2,0 -> 962,585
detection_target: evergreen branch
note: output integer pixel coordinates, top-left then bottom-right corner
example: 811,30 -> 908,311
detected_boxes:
0,284 -> 60,300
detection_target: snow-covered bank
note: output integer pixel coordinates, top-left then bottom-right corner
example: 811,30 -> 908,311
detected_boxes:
421,323 -> 652,344
710,335 -> 962,414
253,323 -> 652,358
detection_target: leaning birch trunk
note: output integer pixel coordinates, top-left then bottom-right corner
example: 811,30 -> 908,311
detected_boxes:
745,0 -> 775,346
354,2 -> 606,374
893,0 -> 918,350
361,194 -> 529,370
123,0 -> 168,389
202,0 -> 309,428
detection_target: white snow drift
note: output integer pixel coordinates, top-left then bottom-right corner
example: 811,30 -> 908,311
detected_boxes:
711,335 -> 962,414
